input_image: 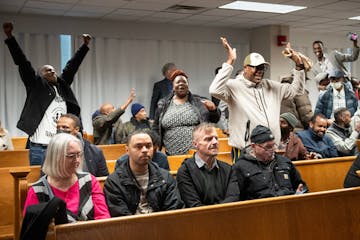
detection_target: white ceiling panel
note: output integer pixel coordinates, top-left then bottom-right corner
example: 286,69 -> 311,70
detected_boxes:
0,0 -> 359,33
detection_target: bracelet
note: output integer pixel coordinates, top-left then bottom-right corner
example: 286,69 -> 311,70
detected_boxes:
295,63 -> 305,70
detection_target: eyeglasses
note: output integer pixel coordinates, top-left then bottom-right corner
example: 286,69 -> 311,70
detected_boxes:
65,152 -> 83,159
256,143 -> 277,151
248,64 -> 268,72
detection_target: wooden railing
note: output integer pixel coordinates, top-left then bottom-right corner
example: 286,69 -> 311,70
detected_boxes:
50,187 -> 360,240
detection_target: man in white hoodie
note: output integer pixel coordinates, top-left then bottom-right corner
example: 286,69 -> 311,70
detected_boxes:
209,37 -> 306,162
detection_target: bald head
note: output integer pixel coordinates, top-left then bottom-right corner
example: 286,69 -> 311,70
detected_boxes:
100,103 -> 115,115
38,65 -> 57,84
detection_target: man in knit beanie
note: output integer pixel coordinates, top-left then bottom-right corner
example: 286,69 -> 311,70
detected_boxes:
224,125 -> 308,201
279,113 -> 315,161
115,103 -> 152,143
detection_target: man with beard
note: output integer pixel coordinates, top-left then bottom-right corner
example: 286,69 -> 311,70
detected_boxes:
279,112 -> 316,161
176,123 -> 237,207
315,70 -> 358,125
224,125 -> 307,201
297,114 -> 338,158
326,107 -> 360,156
104,130 -> 184,216
210,37 -> 306,162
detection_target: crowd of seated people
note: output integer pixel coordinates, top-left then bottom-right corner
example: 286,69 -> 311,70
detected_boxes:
3,22 -> 360,231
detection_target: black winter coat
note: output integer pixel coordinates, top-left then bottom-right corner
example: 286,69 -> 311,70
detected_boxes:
230,152 -> 307,200
104,159 -> 184,216
5,36 -> 88,136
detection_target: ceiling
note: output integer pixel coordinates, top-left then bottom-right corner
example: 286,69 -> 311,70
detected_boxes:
1,0 -> 360,33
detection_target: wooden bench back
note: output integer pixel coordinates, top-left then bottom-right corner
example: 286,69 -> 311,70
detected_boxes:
0,150 -> 29,168
106,160 -> 116,174
51,187 -> 360,240
293,156 -> 355,192
97,144 -> 126,160
0,166 -> 41,239
11,137 -> 28,150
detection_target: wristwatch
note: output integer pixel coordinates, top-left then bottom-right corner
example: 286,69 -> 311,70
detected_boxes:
295,63 -> 305,71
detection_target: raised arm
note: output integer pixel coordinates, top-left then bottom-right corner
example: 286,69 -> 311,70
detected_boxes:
61,34 -> 91,84
120,88 -> 135,111
209,37 -> 236,102
3,22 -> 36,88
221,37 -> 237,66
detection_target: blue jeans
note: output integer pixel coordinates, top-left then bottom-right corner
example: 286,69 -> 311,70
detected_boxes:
29,142 -> 47,166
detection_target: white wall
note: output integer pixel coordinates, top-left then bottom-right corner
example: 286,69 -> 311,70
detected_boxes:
0,13 -> 251,135
2,12 -> 359,135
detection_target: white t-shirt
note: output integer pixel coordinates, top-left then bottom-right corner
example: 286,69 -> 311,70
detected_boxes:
30,86 -> 67,144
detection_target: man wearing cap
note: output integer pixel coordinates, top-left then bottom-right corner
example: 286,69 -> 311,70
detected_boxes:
224,125 -> 308,201
115,103 -> 152,143
326,107 -> 360,156
93,89 -> 135,145
314,69 -> 358,125
297,113 -> 338,158
210,37 -> 306,162
311,39 -> 359,88
279,112 -> 316,161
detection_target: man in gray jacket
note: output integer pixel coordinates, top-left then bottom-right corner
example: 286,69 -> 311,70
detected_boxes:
92,89 -> 135,145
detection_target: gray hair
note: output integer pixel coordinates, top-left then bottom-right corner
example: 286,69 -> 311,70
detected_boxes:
42,133 -> 83,178
192,122 -> 216,141
162,63 -> 176,76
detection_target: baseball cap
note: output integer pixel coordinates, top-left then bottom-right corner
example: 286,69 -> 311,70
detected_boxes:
244,53 -> 270,67
328,69 -> 344,79
250,125 -> 275,144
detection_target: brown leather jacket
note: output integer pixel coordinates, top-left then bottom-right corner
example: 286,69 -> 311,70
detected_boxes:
283,132 -> 308,161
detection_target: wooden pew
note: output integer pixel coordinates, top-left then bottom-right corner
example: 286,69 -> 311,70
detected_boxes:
293,156 -> 355,192
9,156 -> 357,239
82,132 -> 94,144
218,137 -> 231,152
10,170 -> 107,240
50,187 -> 360,240
0,150 -> 29,168
215,128 -> 228,138
106,160 -> 116,174
11,137 -> 28,150
0,166 -> 41,240
97,144 -> 126,161
167,154 -> 192,171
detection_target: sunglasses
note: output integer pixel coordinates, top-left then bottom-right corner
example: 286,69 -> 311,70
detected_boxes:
248,64 -> 268,71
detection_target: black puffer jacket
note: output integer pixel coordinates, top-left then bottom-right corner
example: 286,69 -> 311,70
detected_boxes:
104,159 -> 184,216
231,151 -> 307,200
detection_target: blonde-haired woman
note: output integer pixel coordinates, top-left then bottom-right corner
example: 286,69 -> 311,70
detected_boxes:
23,133 -> 110,222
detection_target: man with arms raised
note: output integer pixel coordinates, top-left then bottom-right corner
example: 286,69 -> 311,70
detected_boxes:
3,22 -> 91,165
210,37 -> 306,162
